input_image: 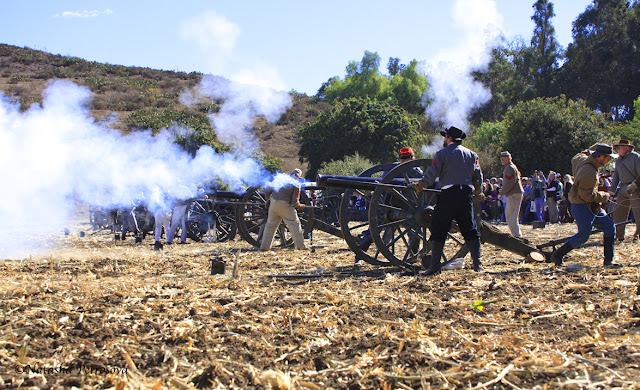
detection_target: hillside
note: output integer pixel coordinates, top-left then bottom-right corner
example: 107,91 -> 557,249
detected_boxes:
0,44 -> 331,174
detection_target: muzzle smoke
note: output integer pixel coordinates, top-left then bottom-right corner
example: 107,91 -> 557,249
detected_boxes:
421,0 -> 503,155
0,79 -> 289,259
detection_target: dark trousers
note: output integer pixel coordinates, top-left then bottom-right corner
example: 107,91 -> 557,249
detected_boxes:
430,186 -> 480,243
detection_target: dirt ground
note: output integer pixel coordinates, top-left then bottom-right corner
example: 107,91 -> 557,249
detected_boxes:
0,213 -> 639,389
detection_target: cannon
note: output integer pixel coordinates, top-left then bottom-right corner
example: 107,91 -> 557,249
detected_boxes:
185,190 -> 243,242
317,159 -> 545,269
233,184 -> 345,249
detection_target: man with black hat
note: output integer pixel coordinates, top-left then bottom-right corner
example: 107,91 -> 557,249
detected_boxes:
609,139 -> 640,242
498,151 -> 523,237
408,126 -> 484,273
551,144 -> 620,267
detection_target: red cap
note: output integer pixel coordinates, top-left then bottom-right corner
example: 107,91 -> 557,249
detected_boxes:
399,147 -> 414,157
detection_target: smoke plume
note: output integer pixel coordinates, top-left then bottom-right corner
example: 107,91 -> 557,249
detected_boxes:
0,79 -> 287,259
179,74 -> 292,154
422,0 -> 503,131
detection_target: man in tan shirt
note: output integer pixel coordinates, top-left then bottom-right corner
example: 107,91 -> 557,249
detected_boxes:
498,151 -> 524,237
260,169 -> 307,251
551,144 -> 620,267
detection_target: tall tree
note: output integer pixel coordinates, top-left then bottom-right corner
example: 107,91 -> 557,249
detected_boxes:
560,0 -> 640,121
320,51 -> 428,114
298,98 -> 426,177
530,0 -> 562,97
387,57 -> 405,76
501,96 -> 608,175
472,39 -> 536,124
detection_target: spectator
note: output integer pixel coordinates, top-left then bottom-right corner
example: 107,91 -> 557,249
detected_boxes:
498,151 -> 523,237
546,171 -> 561,223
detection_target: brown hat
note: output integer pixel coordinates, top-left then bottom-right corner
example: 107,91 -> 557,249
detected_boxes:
614,139 -> 635,149
500,151 -> 511,158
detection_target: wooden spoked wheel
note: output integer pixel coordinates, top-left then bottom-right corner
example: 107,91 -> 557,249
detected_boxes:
235,186 -> 313,248
368,159 -> 469,269
337,163 -> 398,266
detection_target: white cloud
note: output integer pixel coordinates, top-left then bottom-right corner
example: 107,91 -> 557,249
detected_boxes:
179,10 -> 240,54
53,9 -> 114,18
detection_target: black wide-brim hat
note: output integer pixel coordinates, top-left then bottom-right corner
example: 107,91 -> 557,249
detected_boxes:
591,143 -> 618,159
439,126 -> 466,141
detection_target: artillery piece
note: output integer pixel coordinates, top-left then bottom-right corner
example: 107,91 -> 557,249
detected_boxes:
185,190 -> 243,242
318,159 -> 545,270
233,184 -> 344,248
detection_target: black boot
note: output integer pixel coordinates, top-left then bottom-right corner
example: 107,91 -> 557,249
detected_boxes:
424,241 -> 444,275
551,241 -> 572,266
154,241 -> 163,251
603,237 -> 622,268
468,239 -> 483,272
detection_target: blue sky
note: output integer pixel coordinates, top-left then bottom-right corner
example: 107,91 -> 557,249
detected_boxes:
2,0 -> 593,96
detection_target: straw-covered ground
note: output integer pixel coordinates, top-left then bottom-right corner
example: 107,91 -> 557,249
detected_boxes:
1,215 -> 639,389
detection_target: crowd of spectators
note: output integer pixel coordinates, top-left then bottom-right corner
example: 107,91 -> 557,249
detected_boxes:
479,169 -> 598,225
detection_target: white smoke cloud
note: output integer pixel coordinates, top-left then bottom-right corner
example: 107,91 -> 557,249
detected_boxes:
179,11 -> 240,55
0,80 -> 285,259
423,0 -> 503,130
180,74 -> 292,154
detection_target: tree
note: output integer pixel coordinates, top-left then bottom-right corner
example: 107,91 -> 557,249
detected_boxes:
467,121 -> 505,177
323,51 -> 388,103
386,60 -> 429,114
560,0 -> 640,120
501,96 -> 608,175
387,57 -> 405,76
472,40 -> 536,125
530,0 -> 562,98
298,98 -> 427,177
319,51 -> 428,114
609,95 -> 640,145
318,152 -> 374,176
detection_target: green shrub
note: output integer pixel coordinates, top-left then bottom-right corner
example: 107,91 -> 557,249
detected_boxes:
317,152 -> 374,176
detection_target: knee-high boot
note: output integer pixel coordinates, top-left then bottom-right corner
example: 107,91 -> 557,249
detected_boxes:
551,241 -> 572,266
468,238 -> 483,272
603,237 -> 622,267
423,241 -> 444,275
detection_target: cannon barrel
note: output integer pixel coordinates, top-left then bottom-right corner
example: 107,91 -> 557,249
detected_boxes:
213,190 -> 245,200
316,174 -> 418,191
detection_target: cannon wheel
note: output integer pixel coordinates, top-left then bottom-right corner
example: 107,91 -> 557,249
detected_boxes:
185,198 -> 237,242
89,207 -> 110,229
338,163 -> 398,266
235,186 -> 314,248
368,159 -> 469,269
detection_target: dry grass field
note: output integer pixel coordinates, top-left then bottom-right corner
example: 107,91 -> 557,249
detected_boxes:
0,211 -> 639,389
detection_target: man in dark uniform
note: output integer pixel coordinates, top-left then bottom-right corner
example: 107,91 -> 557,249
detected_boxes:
408,126 -> 483,274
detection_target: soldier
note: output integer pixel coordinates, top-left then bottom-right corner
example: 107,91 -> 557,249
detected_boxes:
609,139 -> 640,242
551,144 -> 621,268
260,169 -> 307,251
408,126 -> 484,274
498,151 -> 523,237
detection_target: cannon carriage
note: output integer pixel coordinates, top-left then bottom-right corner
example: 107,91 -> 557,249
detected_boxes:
317,159 -> 546,270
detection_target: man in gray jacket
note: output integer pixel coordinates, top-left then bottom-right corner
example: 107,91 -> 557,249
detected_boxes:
409,126 -> 483,274
609,139 -> 640,242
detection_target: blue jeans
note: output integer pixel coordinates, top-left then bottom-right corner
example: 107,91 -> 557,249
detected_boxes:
567,203 -> 614,248
534,198 -> 546,221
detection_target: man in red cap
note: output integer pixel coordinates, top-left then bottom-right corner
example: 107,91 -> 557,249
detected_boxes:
399,147 -> 415,163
